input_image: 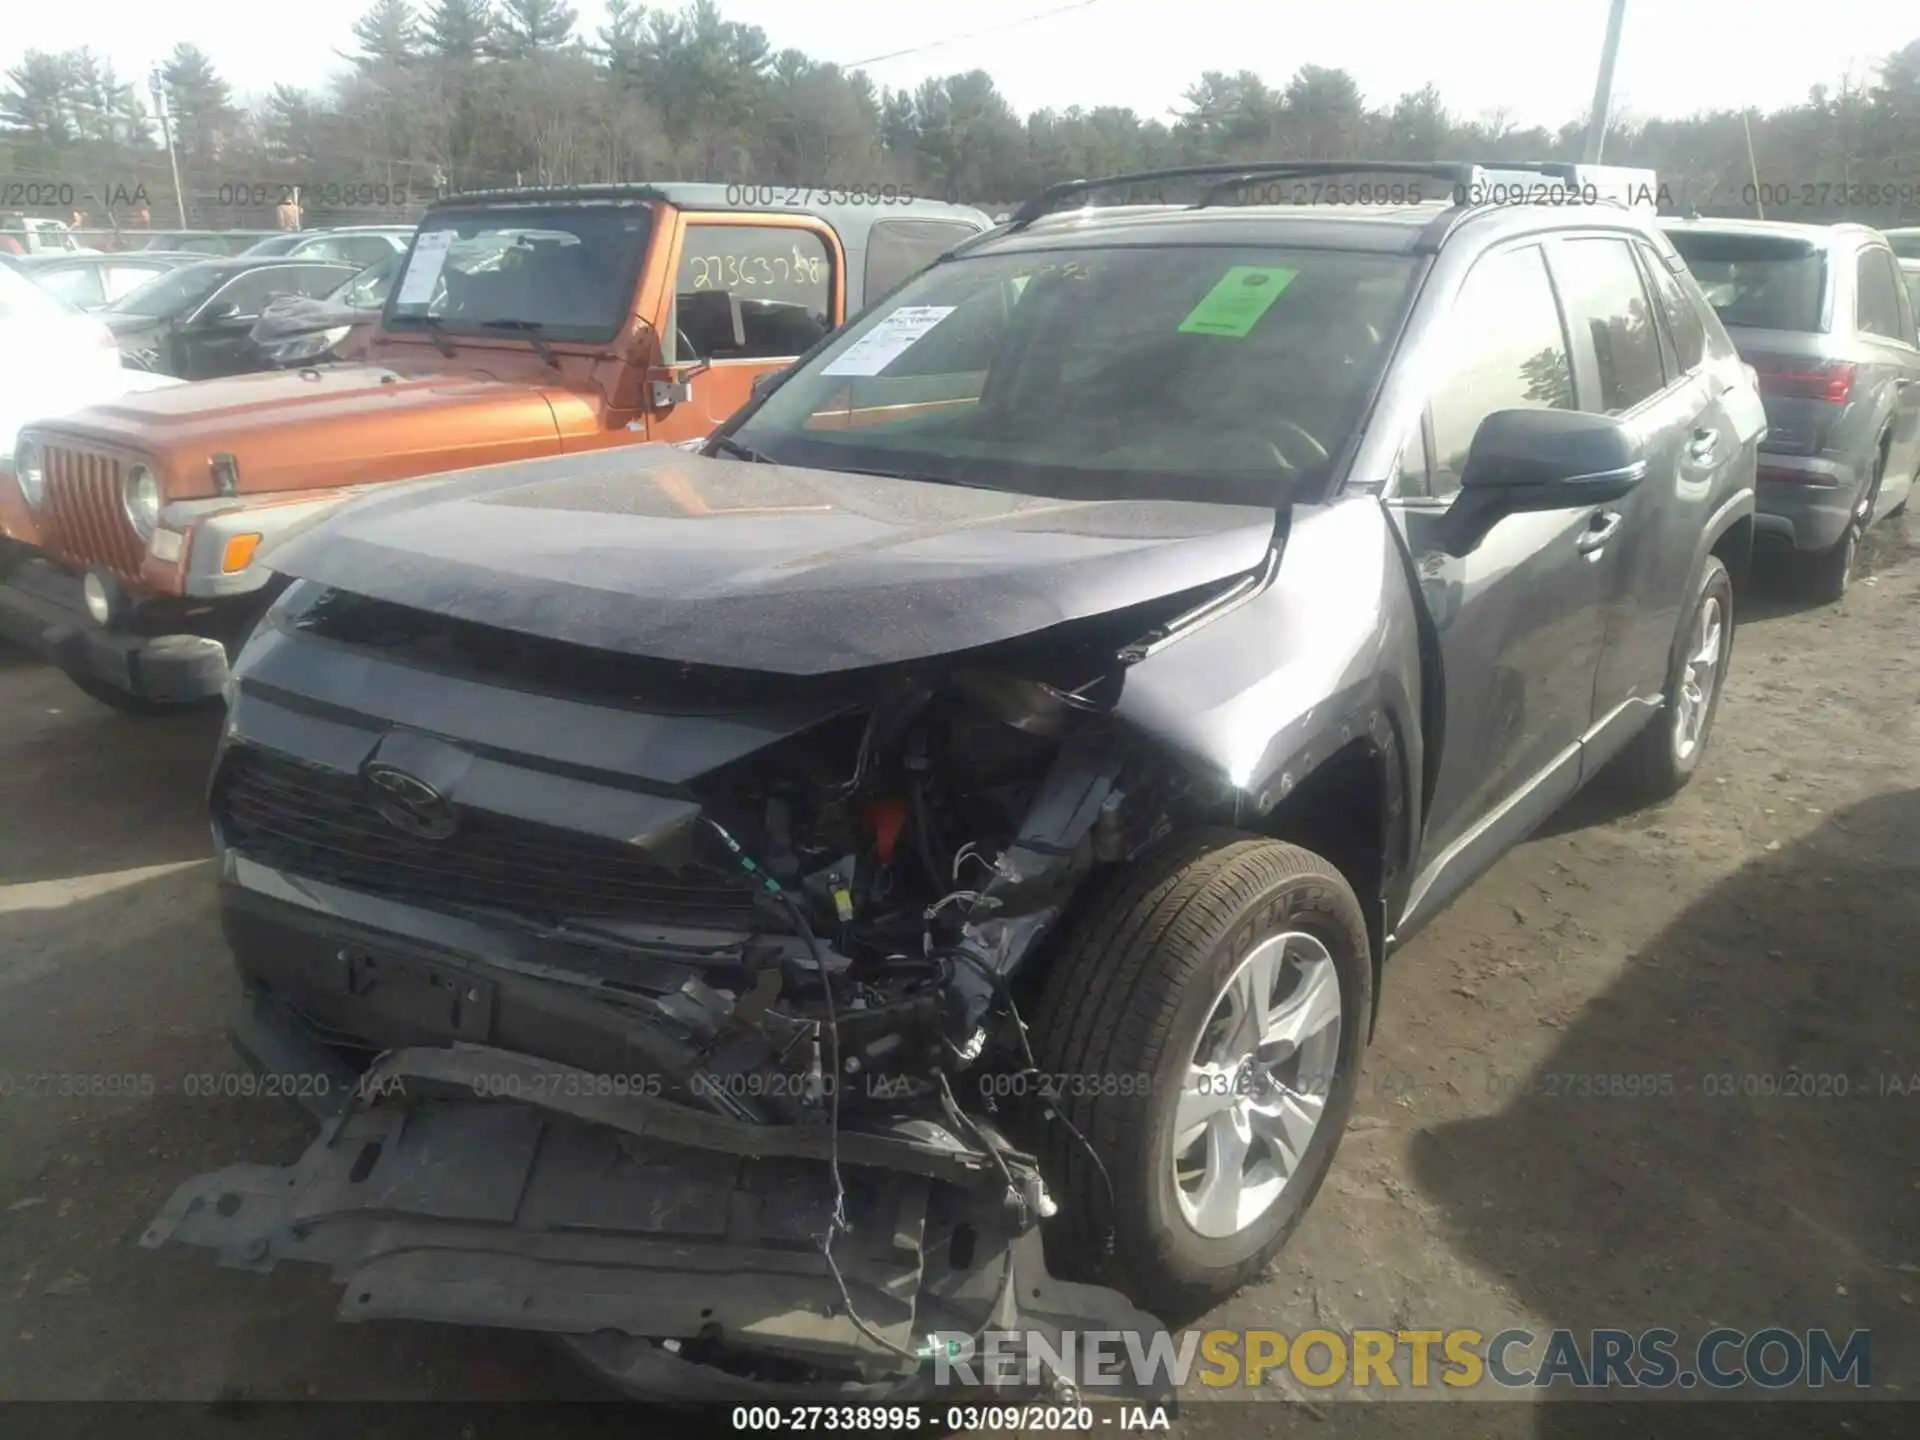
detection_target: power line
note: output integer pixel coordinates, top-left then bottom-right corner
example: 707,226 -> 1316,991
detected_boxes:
841,0 -> 1115,70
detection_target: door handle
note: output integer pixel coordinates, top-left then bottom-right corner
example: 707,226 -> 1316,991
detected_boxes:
1687,428 -> 1718,462
1576,510 -> 1623,555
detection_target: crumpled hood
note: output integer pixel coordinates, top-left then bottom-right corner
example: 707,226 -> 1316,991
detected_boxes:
264,444 -> 1280,674
32,362 -> 568,496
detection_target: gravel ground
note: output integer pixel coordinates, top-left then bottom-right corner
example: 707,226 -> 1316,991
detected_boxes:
1,521 -> 1916,1439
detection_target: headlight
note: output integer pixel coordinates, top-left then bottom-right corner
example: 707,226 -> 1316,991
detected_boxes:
123,463 -> 160,538
270,327 -> 351,364
14,437 -> 44,508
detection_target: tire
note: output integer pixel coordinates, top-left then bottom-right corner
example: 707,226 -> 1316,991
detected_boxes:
65,671 -> 217,717
1610,556 -> 1734,802
1803,453 -> 1881,603
1025,830 -> 1372,1315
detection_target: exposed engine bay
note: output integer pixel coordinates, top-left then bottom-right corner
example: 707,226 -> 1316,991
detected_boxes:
148,568 -> 1263,1401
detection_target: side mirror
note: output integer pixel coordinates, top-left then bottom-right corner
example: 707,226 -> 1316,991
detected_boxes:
1441,408 -> 1646,556
750,366 -> 789,399
198,299 -> 242,326
1459,408 -> 1645,505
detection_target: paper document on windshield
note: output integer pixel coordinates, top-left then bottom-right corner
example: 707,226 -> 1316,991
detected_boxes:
821,306 -> 956,375
394,229 -> 457,307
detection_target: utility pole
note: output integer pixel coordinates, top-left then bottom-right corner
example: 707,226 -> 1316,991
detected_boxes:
149,70 -> 189,228
1581,0 -> 1628,164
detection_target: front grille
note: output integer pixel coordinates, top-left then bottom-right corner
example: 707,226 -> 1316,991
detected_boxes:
40,446 -> 143,581
214,746 -> 764,927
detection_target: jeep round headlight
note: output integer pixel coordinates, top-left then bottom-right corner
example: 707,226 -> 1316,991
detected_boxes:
14,437 -> 43,509
123,463 -> 160,538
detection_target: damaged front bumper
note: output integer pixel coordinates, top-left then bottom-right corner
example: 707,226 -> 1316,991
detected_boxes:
143,998 -> 1174,1405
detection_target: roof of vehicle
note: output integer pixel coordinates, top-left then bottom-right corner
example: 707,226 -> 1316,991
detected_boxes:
11,251 -> 196,268
943,160 -> 1678,266
165,255 -> 363,275
425,182 -> 994,248
313,225 -> 414,235
965,194 -> 1662,260
1658,216 -> 1887,248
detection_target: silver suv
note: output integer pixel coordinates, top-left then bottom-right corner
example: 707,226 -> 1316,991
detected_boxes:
1662,218 -> 1920,599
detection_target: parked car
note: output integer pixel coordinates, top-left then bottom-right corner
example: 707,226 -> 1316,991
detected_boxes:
1,184 -> 994,712
140,162 -> 1760,1403
284,225 -> 415,268
241,231 -> 328,256
97,257 -> 360,379
247,253 -> 398,367
0,215 -> 94,254
1662,218 -> 1920,599
131,230 -> 282,257
0,266 -> 183,575
3,251 -> 203,312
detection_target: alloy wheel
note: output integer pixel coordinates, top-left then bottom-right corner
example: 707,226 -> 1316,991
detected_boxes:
1672,593 -> 1725,763
1171,932 -> 1343,1240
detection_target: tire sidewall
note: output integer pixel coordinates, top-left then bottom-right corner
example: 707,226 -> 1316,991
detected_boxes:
1131,864 -> 1372,1285
1666,557 -> 1735,781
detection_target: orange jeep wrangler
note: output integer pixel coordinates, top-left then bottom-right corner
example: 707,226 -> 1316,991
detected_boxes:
0,184 -> 992,711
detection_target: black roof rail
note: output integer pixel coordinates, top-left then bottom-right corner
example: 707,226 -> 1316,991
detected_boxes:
1004,160 -> 1485,231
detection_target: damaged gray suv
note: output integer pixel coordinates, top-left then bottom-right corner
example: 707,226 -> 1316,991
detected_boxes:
146,162 -> 1763,1402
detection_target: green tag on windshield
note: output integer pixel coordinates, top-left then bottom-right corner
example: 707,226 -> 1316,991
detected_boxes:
1177,266 -> 1299,337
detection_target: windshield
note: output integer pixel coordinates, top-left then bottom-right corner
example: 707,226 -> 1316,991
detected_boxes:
729,244 -> 1419,506
1887,232 -> 1920,260
384,203 -> 651,343
105,263 -> 228,319
1664,231 -> 1827,332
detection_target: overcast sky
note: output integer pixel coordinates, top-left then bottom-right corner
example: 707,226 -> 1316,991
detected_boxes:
6,0 -> 1912,131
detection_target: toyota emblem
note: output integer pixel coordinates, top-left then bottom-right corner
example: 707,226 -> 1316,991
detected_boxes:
363,762 -> 458,840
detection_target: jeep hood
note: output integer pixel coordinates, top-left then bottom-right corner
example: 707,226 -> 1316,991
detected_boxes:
31,362 -> 569,495
264,444 -> 1280,674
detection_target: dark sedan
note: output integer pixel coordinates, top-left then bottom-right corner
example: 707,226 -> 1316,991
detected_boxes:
3,251 -> 201,311
102,257 -> 359,378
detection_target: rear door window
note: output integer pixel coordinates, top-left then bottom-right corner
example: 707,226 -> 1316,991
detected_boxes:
1425,244 -> 1576,499
674,223 -> 834,361
1856,247 -> 1911,342
1551,237 -> 1668,414
1639,246 -> 1707,374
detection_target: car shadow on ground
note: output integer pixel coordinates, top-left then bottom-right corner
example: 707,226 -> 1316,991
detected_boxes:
1406,790 -> 1920,1433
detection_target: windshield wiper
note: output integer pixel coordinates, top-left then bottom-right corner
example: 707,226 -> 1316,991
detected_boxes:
479,317 -> 560,370
708,434 -> 769,463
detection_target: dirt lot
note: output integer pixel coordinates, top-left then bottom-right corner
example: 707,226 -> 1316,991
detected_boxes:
1,523 -> 1917,1437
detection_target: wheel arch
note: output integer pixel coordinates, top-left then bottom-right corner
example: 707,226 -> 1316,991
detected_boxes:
1238,713 -> 1417,1039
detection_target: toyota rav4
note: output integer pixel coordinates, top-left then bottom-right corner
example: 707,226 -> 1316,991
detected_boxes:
144,162 -> 1763,1403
